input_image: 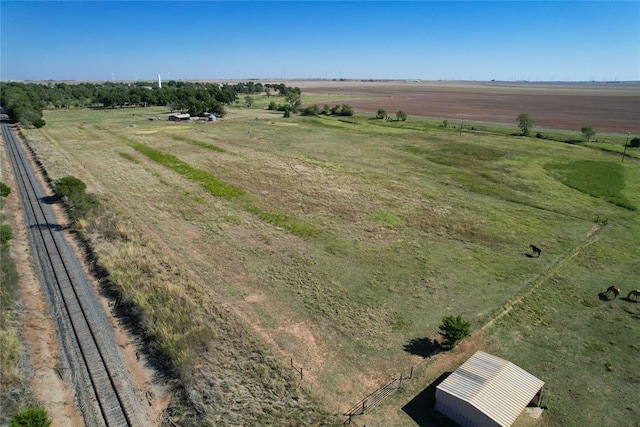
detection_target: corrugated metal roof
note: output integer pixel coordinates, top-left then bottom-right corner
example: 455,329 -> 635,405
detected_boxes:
436,351 -> 544,427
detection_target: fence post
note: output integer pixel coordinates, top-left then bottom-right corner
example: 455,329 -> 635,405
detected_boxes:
362,399 -> 367,414
409,366 -> 413,379
300,367 -> 303,380
399,373 -> 403,388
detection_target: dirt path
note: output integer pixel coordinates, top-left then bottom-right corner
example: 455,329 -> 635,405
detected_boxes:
482,222 -> 603,331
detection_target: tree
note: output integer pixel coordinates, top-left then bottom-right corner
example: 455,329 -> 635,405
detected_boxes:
581,126 -> 595,142
376,108 -> 387,120
396,110 -> 407,121
301,104 -> 320,116
245,95 -> 254,108
285,87 -> 302,113
0,182 -> 11,198
438,315 -> 471,350
54,176 -> 86,198
629,137 -> 640,147
517,113 -> 534,136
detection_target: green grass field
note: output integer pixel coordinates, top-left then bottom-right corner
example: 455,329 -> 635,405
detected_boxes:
22,99 -> 640,426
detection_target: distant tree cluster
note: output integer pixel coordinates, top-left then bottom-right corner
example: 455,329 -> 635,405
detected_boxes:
0,81 -> 301,127
298,103 -> 354,117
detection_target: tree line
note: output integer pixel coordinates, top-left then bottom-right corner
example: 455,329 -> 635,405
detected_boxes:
0,81 -> 299,128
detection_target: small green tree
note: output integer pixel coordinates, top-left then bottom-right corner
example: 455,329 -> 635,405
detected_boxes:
10,407 -> 51,427
438,315 -> 471,350
396,111 -> 407,121
442,120 -> 448,128
376,108 -> 387,119
581,126 -> 595,142
0,182 -> 10,197
54,176 -> 86,198
244,95 -> 254,108
285,87 -> 302,113
517,113 -> 534,136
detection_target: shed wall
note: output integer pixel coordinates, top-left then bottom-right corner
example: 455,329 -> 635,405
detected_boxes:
435,388 -> 499,427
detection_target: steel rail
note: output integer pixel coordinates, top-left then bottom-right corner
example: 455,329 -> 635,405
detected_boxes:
1,115 -> 138,426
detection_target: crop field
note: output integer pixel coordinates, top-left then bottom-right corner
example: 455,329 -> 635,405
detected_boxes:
21,84 -> 640,426
296,80 -> 640,134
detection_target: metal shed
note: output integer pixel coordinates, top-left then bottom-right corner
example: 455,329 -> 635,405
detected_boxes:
435,351 -> 544,427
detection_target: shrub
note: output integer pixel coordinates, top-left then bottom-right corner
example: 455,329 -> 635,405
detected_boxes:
629,137 -> 640,147
0,224 -> 13,244
10,407 -> 51,427
267,101 -> 277,111
339,104 -> 354,116
438,315 -> 471,349
0,182 -> 10,197
376,108 -> 387,120
54,176 -> 86,198
396,111 -> 407,121
301,105 -> 320,116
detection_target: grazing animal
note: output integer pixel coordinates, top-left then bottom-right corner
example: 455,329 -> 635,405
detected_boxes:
605,286 -> 620,299
529,244 -> 541,257
627,290 -> 640,300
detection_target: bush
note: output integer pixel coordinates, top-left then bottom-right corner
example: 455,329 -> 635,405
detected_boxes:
267,101 -> 278,111
0,224 -> 13,244
629,137 -> 640,147
301,105 -> 320,116
0,182 -> 10,197
438,315 -> 471,349
396,111 -> 407,121
54,176 -> 86,198
10,408 -> 51,427
376,108 -> 387,119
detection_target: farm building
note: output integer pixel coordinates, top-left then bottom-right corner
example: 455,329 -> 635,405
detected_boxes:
435,351 -> 544,427
168,113 -> 191,122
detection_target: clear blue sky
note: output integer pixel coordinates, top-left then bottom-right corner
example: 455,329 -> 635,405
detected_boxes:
1,1 -> 638,82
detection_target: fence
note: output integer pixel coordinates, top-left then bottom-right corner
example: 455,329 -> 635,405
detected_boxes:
343,367 -> 413,425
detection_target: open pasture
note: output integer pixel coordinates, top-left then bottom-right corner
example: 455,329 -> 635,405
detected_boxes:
295,80 -> 640,134
24,99 -> 640,425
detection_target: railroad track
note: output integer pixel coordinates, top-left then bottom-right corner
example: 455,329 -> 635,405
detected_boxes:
1,115 -> 145,426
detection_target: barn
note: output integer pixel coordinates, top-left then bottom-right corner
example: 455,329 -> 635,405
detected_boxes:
435,351 -> 544,427
168,113 -> 191,122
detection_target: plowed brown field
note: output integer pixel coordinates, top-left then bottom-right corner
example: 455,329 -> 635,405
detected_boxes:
294,80 -> 640,134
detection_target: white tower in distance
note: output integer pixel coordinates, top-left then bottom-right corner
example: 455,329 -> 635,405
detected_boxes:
158,74 -> 162,89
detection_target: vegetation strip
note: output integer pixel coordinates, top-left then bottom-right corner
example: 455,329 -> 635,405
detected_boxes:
169,134 -> 227,153
105,129 -> 317,236
128,141 -> 244,199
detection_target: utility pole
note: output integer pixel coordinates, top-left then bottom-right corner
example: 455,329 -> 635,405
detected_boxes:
622,132 -> 630,162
